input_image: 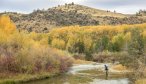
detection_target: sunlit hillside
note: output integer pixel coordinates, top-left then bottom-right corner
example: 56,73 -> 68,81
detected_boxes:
54,3 -> 127,17
1,3 -> 146,33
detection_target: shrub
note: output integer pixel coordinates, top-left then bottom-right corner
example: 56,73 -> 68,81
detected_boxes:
73,53 -> 86,60
92,51 -> 129,63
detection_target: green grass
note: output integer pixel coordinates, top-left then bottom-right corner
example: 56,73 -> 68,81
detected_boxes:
0,71 -> 61,84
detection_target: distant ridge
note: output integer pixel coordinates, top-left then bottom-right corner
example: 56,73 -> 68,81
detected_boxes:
1,3 -> 146,33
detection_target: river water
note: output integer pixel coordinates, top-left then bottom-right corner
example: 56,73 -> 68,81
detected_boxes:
25,63 -> 130,84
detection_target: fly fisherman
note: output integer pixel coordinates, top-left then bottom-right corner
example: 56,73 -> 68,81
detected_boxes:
104,64 -> 109,80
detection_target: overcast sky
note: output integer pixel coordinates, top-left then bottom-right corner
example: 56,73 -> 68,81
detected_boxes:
0,0 -> 146,14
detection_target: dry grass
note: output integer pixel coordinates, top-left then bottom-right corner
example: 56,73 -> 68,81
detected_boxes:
112,64 -> 127,71
57,4 -> 126,18
73,59 -> 94,64
135,79 -> 146,84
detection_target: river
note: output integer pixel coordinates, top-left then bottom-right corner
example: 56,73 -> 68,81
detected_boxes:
25,63 -> 131,84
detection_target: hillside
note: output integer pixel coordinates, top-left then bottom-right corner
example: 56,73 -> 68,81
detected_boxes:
54,3 -> 127,17
1,3 -> 146,33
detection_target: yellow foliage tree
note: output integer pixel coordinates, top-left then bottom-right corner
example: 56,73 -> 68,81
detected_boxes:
49,23 -> 146,54
0,15 -> 16,34
51,39 -> 66,50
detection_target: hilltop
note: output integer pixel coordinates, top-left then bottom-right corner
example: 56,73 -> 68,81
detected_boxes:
1,3 -> 146,33
53,3 -> 127,17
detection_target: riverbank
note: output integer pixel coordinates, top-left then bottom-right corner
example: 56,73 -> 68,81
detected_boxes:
0,60 -> 90,84
0,71 -> 61,84
24,63 -> 130,84
0,61 -> 93,84
0,61 -> 131,84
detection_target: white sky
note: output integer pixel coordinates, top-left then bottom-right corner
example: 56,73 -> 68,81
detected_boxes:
0,0 -> 146,14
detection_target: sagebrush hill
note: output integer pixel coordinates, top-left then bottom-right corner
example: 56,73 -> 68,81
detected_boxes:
1,3 -> 146,33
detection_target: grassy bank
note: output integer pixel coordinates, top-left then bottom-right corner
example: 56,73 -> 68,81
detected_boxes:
0,72 -> 61,84
135,79 -> 146,84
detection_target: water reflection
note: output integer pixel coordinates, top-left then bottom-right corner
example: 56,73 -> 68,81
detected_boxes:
25,70 -> 129,84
